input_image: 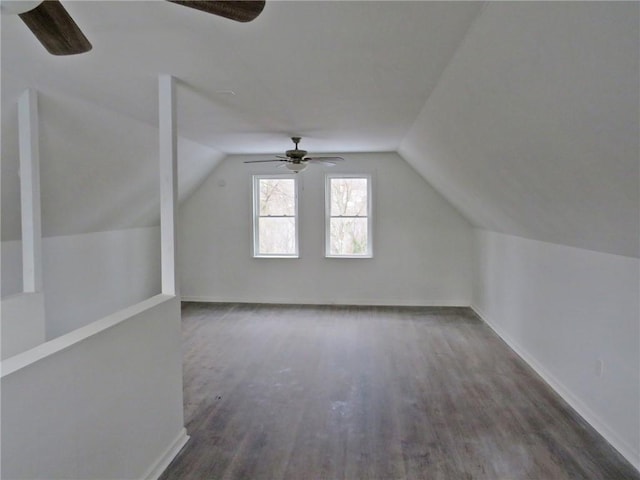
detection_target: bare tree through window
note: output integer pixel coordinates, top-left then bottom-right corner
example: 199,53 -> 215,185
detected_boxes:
328,177 -> 370,256
254,176 -> 297,256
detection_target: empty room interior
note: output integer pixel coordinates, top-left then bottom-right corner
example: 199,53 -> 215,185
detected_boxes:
1,1 -> 638,479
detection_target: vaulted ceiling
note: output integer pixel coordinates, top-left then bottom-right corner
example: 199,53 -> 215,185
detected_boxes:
400,1 -> 639,257
2,1 -> 483,153
2,1 -> 638,257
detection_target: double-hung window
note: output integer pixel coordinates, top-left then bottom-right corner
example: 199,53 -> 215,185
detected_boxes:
325,174 -> 372,257
253,175 -> 299,257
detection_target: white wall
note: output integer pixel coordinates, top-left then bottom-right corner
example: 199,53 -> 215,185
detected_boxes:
473,229 -> 640,469
1,226 -> 161,340
42,227 -> 161,339
180,152 -> 473,306
1,292 -> 46,359
1,295 -> 186,480
1,240 -> 22,297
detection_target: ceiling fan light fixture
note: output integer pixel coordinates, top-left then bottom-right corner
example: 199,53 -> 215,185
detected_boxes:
285,162 -> 308,173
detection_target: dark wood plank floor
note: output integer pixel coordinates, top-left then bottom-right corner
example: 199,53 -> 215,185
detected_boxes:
160,303 -> 639,480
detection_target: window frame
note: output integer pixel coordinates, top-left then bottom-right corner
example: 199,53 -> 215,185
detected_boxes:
325,173 -> 373,258
252,174 -> 299,258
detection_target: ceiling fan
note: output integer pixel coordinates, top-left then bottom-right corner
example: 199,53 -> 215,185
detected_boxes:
244,137 -> 344,173
3,0 -> 265,56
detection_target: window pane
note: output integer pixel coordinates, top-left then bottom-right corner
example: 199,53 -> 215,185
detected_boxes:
259,217 -> 296,255
330,178 -> 368,217
329,218 -> 368,255
260,179 -> 295,216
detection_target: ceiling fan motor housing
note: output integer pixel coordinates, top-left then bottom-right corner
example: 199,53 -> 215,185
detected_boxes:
243,136 -> 343,170
286,136 -> 306,162
285,149 -> 307,161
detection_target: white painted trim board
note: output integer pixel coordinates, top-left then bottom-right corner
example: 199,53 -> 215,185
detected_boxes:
142,428 -> 190,480
1,294 -> 174,377
181,296 -> 467,307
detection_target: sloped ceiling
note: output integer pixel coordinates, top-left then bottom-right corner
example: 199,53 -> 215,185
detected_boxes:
1,91 -> 225,240
2,2 -> 638,259
1,1 -> 483,154
1,1 -> 484,240
400,2 -> 639,258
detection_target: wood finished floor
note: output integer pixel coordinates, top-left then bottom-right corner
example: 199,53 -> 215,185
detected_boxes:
160,303 -> 639,480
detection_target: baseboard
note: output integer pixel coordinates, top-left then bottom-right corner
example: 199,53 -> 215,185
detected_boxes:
141,428 -> 190,480
180,295 -> 467,308
470,305 -> 640,472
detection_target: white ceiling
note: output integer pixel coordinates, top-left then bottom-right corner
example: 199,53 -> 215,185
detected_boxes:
2,1 -> 638,259
1,0 -> 483,154
1,0 -> 484,240
400,1 -> 639,257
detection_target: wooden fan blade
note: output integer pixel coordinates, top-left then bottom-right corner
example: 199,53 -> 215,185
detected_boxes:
244,159 -> 285,164
167,1 -> 265,23
19,1 -> 92,56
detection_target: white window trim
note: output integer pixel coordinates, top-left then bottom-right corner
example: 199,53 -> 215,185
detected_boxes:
252,174 -> 299,258
325,173 -> 373,258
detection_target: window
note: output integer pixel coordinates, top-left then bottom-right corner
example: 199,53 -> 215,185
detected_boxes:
325,174 -> 372,257
253,175 -> 299,257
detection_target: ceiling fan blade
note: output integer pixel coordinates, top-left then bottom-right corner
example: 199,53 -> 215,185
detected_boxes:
19,0 -> 92,56
305,156 -> 344,162
167,1 -> 265,23
243,159 -> 286,164
308,160 -> 337,167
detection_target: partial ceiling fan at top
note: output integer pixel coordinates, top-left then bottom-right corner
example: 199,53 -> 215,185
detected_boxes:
2,0 -> 266,56
244,137 -> 344,173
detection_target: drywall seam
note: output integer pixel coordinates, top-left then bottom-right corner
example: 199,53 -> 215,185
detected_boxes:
470,304 -> 640,472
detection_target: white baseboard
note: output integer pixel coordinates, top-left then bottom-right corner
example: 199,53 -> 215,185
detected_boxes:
142,428 -> 190,480
180,295 -> 466,308
470,305 -> 640,472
